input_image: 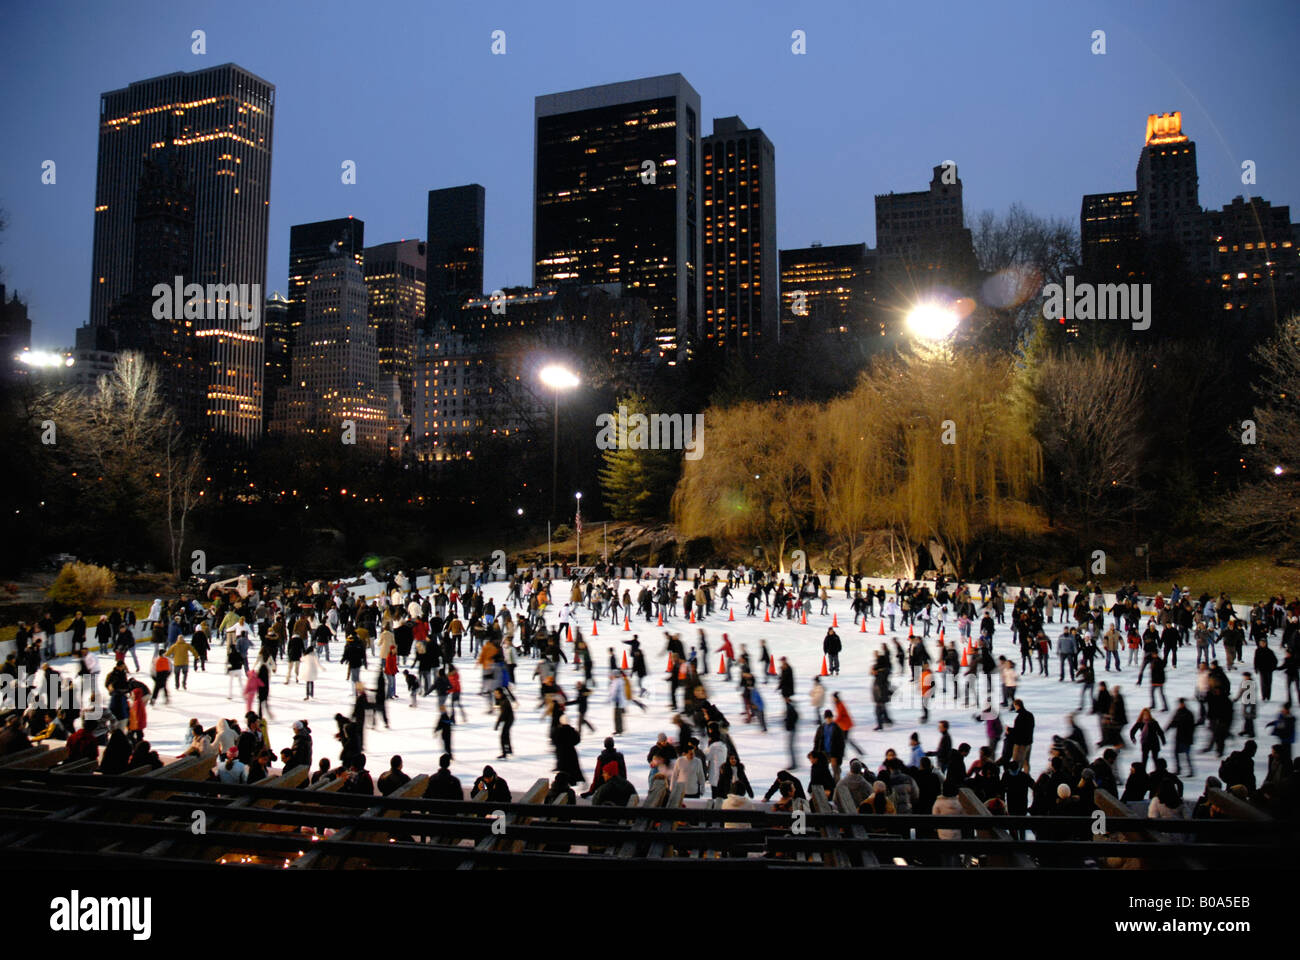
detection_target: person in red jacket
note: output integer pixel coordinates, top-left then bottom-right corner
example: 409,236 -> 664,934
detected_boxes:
128,687 -> 148,744
64,718 -> 100,763
832,692 -> 867,756
150,653 -> 172,705
384,647 -> 399,698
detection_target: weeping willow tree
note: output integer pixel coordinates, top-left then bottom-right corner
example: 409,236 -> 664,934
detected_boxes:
671,400 -> 817,571
865,349 -> 1045,577
677,348 -> 1044,579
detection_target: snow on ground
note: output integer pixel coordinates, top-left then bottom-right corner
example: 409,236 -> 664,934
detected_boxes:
68,581 -> 1278,796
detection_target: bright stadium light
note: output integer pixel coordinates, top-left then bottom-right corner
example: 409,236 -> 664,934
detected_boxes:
905,302 -> 960,341
16,350 -> 73,368
539,364 -> 580,520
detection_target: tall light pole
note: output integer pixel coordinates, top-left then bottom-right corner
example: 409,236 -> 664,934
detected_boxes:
575,491 -> 583,566
539,364 -> 580,521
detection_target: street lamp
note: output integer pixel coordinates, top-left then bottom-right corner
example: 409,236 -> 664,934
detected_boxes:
905,302 -> 960,341
539,364 -> 580,520
575,492 -> 583,566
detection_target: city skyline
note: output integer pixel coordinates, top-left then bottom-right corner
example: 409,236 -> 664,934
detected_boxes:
2,0 -> 1299,350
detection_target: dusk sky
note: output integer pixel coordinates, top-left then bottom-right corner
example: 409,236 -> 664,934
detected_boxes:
2,0 -> 1298,348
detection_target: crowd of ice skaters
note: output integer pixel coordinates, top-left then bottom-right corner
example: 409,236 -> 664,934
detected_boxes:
3,565 -> 1300,835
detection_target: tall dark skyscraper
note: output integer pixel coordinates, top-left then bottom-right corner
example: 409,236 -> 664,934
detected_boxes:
534,74 -> 701,361
701,116 -> 777,352
288,217 -> 365,344
1080,190 -> 1142,280
89,63 -> 274,442
364,239 -> 426,414
1137,112 -> 1200,246
425,185 -> 485,329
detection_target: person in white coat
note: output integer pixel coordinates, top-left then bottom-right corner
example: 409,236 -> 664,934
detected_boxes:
669,742 -> 706,798
704,732 -> 729,798
1234,671 -> 1257,737
301,647 -> 320,701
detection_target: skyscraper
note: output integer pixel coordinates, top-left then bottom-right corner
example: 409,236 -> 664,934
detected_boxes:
779,243 -> 875,334
262,291 -> 291,429
874,164 -> 979,313
425,185 -> 484,328
701,116 -> 777,352
287,217 -> 365,344
1080,190 -> 1142,280
270,257 -> 387,455
534,74 -> 701,360
1137,112 -> 1201,247
363,239 -> 426,413
89,63 -> 274,442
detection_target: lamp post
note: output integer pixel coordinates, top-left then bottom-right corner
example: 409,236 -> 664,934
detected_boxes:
539,364 -> 580,521
575,492 -> 583,566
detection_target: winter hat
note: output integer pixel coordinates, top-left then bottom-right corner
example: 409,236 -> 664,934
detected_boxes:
601,761 -> 619,779
226,747 -> 238,760
292,720 -> 304,732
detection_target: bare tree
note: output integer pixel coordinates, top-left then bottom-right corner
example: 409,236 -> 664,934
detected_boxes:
1030,346 -> 1149,539
1222,314 -> 1300,544
969,203 -> 1080,353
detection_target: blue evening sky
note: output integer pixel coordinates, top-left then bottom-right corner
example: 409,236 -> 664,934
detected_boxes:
1,0 -> 1297,347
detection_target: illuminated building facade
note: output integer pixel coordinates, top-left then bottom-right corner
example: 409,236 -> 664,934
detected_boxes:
778,243 -> 875,334
288,217 -> 365,345
534,74 -> 701,361
701,117 -> 777,352
89,63 -> 274,442
270,257 -> 388,456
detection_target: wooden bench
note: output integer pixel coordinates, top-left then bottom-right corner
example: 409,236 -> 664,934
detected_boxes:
0,744 -> 68,770
615,781 -> 666,859
293,774 -> 429,870
456,777 -> 549,869
957,787 -> 1035,868
157,764 -> 312,862
833,782 -> 881,867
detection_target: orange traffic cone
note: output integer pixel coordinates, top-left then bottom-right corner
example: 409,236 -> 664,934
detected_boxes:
657,611 -> 663,627
623,616 -> 630,632
768,654 -> 777,675
801,609 -> 808,625
960,647 -> 969,667
820,656 -> 828,676
832,613 -> 839,628
764,608 -> 770,623
666,657 -> 673,673
566,625 -> 572,642
936,657 -> 944,672
717,654 -> 726,675
878,620 -> 885,635
728,609 -> 735,622
859,618 -> 867,633
939,626 -> 945,642
689,609 -> 696,624
621,651 -> 629,670
591,619 -> 598,636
